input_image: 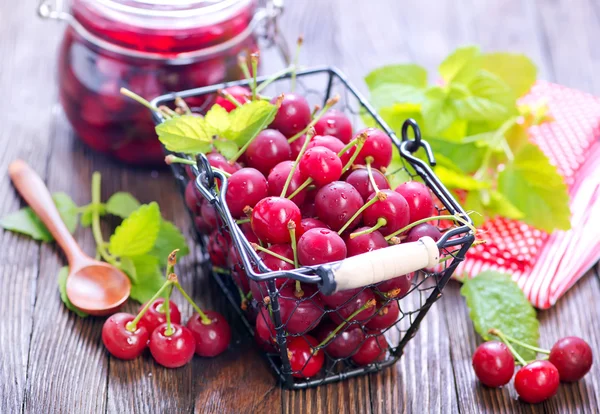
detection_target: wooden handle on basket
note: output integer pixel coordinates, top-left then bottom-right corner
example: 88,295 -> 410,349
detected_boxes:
319,236 -> 440,294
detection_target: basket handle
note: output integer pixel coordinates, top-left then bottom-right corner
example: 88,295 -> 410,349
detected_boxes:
317,236 -> 440,294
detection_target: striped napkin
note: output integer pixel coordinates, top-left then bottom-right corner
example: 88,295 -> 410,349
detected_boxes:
455,81 -> 600,309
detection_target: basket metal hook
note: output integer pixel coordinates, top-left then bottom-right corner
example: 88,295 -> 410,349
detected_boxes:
401,119 -> 436,166
195,153 -> 216,193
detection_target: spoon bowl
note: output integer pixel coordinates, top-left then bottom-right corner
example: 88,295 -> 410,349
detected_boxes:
9,159 -> 131,316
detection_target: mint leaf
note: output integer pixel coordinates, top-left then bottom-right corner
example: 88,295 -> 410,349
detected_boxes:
453,71 -> 515,122
498,143 -> 571,231
109,202 -> 161,257
105,192 -> 141,218
488,190 -> 524,220
155,115 -> 213,154
53,193 -> 79,234
463,191 -> 485,227
461,271 -> 540,361
213,139 -> 239,160
205,104 -> 231,138
151,220 -> 189,266
481,53 -> 537,97
1,207 -> 52,241
80,203 -> 106,228
226,100 -> 278,146
433,166 -> 489,190
439,46 -> 481,84
127,255 -> 165,303
369,84 -> 426,109
365,64 -> 428,89
57,266 -> 88,317
422,86 -> 457,134
427,137 -> 487,174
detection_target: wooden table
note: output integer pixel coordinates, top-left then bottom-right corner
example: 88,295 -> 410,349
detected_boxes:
2,1 -> 599,413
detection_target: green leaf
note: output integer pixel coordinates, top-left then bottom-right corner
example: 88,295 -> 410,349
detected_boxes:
369,84 -> 426,109
422,87 -> 457,134
53,193 -> 79,234
105,192 -> 141,219
109,202 -> 161,257
488,190 -> 524,220
453,71 -> 515,122
80,203 -> 106,228
427,137 -> 487,174
205,104 -> 231,138
439,46 -> 481,84
155,115 -> 213,154
433,166 -> 489,190
151,220 -> 190,267
213,139 -> 239,160
461,271 -> 540,361
365,64 -> 428,90
57,266 -> 88,317
127,255 -> 166,303
463,191 -> 486,227
226,100 -> 278,146
498,143 -> 571,231
481,53 -> 537,97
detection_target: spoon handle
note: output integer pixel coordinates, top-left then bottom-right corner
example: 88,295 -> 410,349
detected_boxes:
9,159 -> 84,265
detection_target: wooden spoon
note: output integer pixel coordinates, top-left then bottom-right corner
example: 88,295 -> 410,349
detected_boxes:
9,160 -> 130,316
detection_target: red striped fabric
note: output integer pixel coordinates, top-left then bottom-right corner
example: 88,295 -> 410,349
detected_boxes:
455,82 -> 600,309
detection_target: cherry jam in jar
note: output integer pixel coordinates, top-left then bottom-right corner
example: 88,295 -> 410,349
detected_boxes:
57,0 -> 263,166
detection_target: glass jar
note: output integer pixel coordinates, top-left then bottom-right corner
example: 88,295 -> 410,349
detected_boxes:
41,0 -> 283,166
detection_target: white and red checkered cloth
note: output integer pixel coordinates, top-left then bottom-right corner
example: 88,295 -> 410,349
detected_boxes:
456,82 -> 600,309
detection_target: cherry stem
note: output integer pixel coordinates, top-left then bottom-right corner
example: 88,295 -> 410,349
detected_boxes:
252,243 -> 295,265
174,282 -> 212,325
236,285 -> 248,310
120,88 -> 172,119
90,172 -> 118,267
488,328 -> 528,366
337,192 -> 385,235
384,213 -> 476,241
163,283 -> 175,336
490,328 -> 550,355
256,64 -> 296,94
236,218 -> 250,225
315,298 -> 376,350
311,105 -> 321,117
126,279 -> 173,332
281,128 -> 315,198
211,167 -> 231,178
340,133 -> 368,173
218,89 -> 243,109
350,217 -> 387,239
237,55 -> 252,82
251,52 -> 259,100
287,95 -> 340,144
164,155 -> 195,166
287,177 -> 313,200
288,223 -> 299,269
365,158 -> 380,193
174,96 -> 191,115
290,36 -> 303,92
212,266 -> 230,274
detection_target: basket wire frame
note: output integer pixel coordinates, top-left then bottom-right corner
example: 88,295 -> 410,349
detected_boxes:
151,67 -> 474,389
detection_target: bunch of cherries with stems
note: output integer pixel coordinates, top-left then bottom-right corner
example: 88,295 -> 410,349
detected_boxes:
102,250 -> 232,368
472,329 -> 593,404
122,45 -> 475,378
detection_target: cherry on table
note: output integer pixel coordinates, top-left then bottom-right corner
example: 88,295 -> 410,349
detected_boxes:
102,312 -> 149,360
299,146 -> 343,187
149,323 -> 196,368
137,298 -> 182,333
350,128 -> 393,169
314,181 -> 363,232
279,284 -> 325,334
316,321 -> 365,359
395,181 -> 435,223
245,129 -> 292,176
351,335 -> 388,366
549,336 -> 593,382
267,160 -> 308,206
366,299 -> 400,332
251,196 -> 302,244
345,167 -> 390,201
345,227 -> 388,257
406,223 -> 442,243
314,109 -> 353,144
225,167 -> 268,218
363,190 -> 410,236
215,85 -> 250,112
514,360 -> 560,403
297,228 -> 347,266
471,341 -> 515,387
186,310 -> 231,357
269,93 -> 311,137
288,335 -> 324,378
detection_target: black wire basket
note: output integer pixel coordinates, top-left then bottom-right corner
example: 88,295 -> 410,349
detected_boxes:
151,67 -> 474,389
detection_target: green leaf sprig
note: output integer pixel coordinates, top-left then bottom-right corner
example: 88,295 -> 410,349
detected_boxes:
0,173 -> 189,315
365,46 -> 570,232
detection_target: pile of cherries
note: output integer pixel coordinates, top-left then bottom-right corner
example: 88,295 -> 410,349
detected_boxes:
102,253 -> 231,368
472,331 -> 593,404
180,77 -> 449,379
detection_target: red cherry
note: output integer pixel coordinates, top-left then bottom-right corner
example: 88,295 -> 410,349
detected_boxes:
472,341 -> 515,387
255,307 -> 277,350
225,168 -> 268,218
279,284 -> 324,334
250,244 -> 293,301
185,180 -> 202,214
299,146 -> 343,187
406,223 -> 442,242
314,109 -> 353,143
102,313 -> 149,360
149,323 -> 196,368
345,228 -> 388,257
240,222 -> 259,244
307,135 -> 351,165
351,335 -> 388,366
290,134 -> 307,159
207,152 -> 241,175
137,298 -> 182,333
297,218 -> 329,239
207,230 -> 229,267
245,129 -> 292,176
186,311 -> 231,357
330,288 -> 376,324
200,202 -> 219,231
395,181 -> 435,223
345,168 -> 390,201
194,215 -> 210,234
269,93 -> 311,137
514,360 -> 560,403
316,321 -> 365,359
251,197 -> 301,244
288,335 -> 324,378
366,299 -> 400,331
215,86 -> 250,112
376,275 -> 412,298
549,336 -> 593,382
314,181 -> 363,232
297,228 -> 347,266
267,160 -> 307,206
319,287 -> 362,309
350,128 -> 393,169
363,190 -> 410,236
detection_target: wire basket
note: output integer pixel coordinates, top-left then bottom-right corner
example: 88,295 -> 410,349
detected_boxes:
151,67 -> 474,389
